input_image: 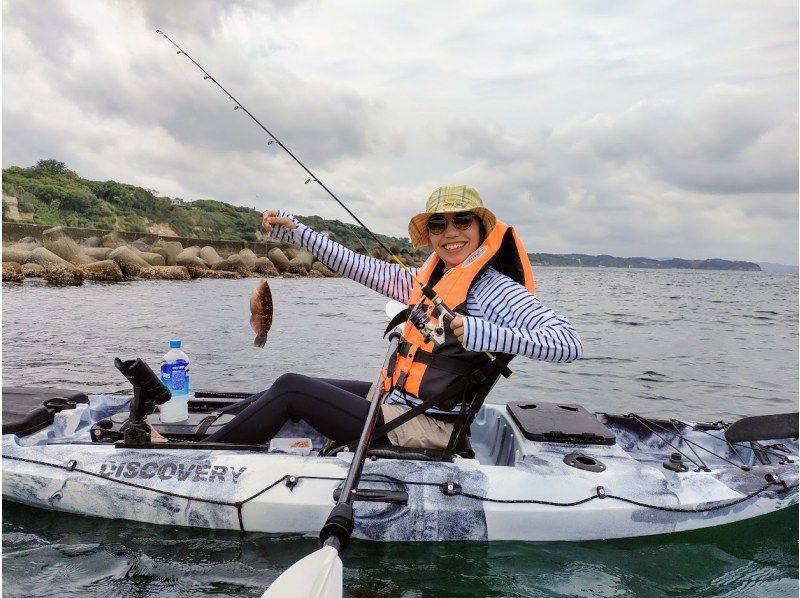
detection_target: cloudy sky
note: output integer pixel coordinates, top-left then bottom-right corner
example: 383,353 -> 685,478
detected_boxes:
3,1 -> 798,263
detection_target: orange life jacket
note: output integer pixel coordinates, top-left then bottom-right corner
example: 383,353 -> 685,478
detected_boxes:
387,220 -> 535,410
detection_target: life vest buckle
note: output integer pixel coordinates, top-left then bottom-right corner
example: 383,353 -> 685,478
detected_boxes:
469,370 -> 487,384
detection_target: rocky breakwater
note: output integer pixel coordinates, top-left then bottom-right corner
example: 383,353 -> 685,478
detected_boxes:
1,227 -> 429,285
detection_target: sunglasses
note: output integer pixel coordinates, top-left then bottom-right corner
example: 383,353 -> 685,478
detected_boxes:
426,212 -> 477,236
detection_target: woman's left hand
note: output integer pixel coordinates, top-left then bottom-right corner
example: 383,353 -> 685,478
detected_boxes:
450,315 -> 465,344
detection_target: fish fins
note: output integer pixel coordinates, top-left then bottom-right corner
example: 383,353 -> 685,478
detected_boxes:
254,334 -> 267,348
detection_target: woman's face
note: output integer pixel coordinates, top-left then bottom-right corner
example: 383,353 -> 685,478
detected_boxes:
427,211 -> 482,269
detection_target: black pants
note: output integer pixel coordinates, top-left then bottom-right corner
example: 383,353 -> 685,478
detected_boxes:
205,373 -> 389,445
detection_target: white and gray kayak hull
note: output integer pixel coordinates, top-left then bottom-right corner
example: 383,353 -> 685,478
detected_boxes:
3,395 -> 797,542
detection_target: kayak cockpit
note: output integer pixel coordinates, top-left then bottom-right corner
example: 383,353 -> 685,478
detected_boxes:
2,388 -> 596,467
4,388 -> 797,477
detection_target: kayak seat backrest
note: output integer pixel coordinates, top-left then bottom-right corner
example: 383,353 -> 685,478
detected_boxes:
441,362 -> 510,458
724,412 -> 799,444
2,387 -> 89,437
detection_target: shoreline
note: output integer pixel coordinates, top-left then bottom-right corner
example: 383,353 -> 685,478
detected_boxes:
3,263 -> 790,289
1,224 -> 427,286
2,224 -> 786,287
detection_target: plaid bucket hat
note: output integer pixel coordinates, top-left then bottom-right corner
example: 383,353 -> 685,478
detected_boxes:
408,185 -> 497,248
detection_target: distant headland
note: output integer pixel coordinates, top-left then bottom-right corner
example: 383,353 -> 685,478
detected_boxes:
528,253 -> 762,271
2,159 -> 781,275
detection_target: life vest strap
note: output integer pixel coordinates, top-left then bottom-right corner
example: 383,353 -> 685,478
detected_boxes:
397,341 -> 475,376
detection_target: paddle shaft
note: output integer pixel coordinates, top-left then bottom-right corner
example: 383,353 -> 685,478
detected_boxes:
336,333 -> 401,503
319,333 -> 401,551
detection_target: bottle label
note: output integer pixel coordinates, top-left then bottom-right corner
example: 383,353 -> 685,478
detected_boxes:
161,360 -> 189,395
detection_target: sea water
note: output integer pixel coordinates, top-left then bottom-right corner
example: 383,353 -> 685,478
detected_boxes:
2,270 -> 797,596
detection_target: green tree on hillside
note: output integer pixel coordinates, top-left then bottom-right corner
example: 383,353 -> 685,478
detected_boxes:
35,159 -> 66,175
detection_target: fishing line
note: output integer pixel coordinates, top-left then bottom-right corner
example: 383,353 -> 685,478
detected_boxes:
155,29 -> 413,279
155,29 -> 511,376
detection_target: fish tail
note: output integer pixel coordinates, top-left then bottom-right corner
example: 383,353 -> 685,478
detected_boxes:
254,334 -> 267,348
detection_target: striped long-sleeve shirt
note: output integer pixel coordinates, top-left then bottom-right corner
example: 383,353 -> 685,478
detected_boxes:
270,212 -> 582,364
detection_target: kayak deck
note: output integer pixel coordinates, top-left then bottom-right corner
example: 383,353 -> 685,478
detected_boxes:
2,392 -> 798,542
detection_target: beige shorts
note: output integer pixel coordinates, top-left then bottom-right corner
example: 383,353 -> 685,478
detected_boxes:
363,384 -> 454,449
379,404 -> 454,449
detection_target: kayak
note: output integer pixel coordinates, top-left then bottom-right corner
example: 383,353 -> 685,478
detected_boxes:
2,387 -> 797,542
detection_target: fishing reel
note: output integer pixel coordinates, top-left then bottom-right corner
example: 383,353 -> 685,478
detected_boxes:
409,305 -> 449,346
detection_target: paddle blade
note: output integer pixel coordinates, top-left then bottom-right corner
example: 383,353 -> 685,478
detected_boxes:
262,545 -> 342,598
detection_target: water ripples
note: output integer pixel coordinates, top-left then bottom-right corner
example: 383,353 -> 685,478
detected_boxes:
2,268 -> 798,596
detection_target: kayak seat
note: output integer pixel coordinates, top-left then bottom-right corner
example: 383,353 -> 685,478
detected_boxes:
369,358 -> 517,462
724,412 -> 799,444
2,387 -> 89,437
321,357 -> 511,462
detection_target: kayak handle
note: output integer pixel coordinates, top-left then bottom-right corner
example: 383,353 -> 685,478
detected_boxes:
332,487 -> 409,505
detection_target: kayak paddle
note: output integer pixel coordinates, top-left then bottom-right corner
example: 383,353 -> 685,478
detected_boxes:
262,332 -> 402,597
261,544 -> 342,598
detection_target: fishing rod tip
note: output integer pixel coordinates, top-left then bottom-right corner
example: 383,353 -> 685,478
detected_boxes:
155,29 -> 162,34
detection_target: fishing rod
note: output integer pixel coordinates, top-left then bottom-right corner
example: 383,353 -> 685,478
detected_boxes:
155,29 -> 511,378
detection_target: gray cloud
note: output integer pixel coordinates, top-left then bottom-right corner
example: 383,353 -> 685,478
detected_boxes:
132,0 -> 306,39
2,1 -> 93,69
2,0 -> 797,263
574,88 -> 798,195
436,81 -> 797,263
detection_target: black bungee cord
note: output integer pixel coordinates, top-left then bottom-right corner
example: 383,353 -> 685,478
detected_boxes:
154,29 -> 511,376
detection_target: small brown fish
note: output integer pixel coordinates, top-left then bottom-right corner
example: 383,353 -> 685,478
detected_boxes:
249,279 -> 273,347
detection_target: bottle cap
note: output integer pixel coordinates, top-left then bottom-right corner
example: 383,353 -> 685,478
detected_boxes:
170,339 -> 182,348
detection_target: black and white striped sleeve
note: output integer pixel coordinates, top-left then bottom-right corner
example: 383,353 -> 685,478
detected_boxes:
269,211 -> 413,303
461,269 -> 582,363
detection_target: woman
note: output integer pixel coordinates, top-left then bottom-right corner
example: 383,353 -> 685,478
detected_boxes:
206,185 -> 582,448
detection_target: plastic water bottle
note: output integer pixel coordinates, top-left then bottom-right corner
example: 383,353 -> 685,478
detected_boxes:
159,339 -> 190,423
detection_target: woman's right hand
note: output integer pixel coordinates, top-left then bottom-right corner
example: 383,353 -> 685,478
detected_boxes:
262,210 -> 297,233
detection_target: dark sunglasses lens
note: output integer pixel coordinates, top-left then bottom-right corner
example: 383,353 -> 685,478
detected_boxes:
453,213 -> 475,229
427,217 -> 447,234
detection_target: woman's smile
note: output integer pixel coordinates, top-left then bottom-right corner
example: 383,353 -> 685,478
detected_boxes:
430,213 -> 482,268
442,241 -> 467,251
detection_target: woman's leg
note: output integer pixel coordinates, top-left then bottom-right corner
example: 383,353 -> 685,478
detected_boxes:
205,373 -> 382,445
216,378 -> 372,415
316,378 -> 372,398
